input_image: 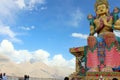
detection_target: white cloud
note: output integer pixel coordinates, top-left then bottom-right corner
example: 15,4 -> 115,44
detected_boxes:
0,0 -> 16,16
68,9 -> 83,27
15,0 -> 46,10
47,54 -> 75,69
29,0 -> 45,8
0,0 -> 18,24
0,40 -> 14,54
0,25 -> 21,42
13,50 -> 33,63
20,26 -> 35,31
0,40 -> 75,69
0,0 -> 46,23
0,25 -> 16,38
41,6 -> 47,10
33,49 -> 50,63
50,54 -> 67,66
72,33 -> 88,39
0,0 -> 21,42
15,0 -> 26,9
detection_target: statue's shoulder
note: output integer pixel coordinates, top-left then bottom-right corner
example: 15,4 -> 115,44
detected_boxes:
115,19 -> 120,25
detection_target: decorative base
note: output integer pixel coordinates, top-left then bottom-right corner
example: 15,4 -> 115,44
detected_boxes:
86,72 -> 120,80
69,72 -> 120,80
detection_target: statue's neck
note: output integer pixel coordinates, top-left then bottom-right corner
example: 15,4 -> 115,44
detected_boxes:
99,14 -> 107,18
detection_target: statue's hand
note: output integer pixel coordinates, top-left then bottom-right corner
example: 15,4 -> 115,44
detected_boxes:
94,19 -> 104,32
103,19 -> 107,25
94,19 -> 100,25
102,18 -> 112,28
114,19 -> 120,30
94,19 -> 101,29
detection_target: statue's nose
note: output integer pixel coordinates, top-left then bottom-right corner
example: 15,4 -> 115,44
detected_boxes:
101,10 -> 103,12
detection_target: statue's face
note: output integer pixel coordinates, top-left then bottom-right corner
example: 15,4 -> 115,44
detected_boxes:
114,7 -> 119,13
96,4 -> 108,15
88,14 -> 93,19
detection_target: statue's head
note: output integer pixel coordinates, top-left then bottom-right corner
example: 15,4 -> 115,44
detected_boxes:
113,7 -> 120,14
87,14 -> 93,20
95,0 -> 109,16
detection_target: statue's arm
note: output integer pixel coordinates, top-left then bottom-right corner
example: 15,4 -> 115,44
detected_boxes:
92,19 -> 101,34
103,16 -> 120,30
90,25 -> 95,36
114,19 -> 120,30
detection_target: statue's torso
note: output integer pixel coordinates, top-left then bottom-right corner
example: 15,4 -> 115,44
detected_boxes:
94,16 -> 113,35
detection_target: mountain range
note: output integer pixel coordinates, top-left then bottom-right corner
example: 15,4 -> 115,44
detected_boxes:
0,54 -> 74,79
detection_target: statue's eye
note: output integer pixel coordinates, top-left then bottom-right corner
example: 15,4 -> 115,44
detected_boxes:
102,6 -> 105,9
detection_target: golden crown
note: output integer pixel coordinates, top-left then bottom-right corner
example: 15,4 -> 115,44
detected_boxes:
95,0 -> 109,11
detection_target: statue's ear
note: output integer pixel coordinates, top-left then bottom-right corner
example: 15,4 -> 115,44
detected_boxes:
96,10 -> 99,15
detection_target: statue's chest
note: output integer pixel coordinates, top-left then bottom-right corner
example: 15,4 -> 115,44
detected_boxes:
95,17 -> 112,28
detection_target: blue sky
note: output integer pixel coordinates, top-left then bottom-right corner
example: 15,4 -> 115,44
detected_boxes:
0,0 -> 120,68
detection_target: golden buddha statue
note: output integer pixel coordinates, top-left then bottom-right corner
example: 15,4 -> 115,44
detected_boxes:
87,0 -> 120,72
90,0 -> 120,36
